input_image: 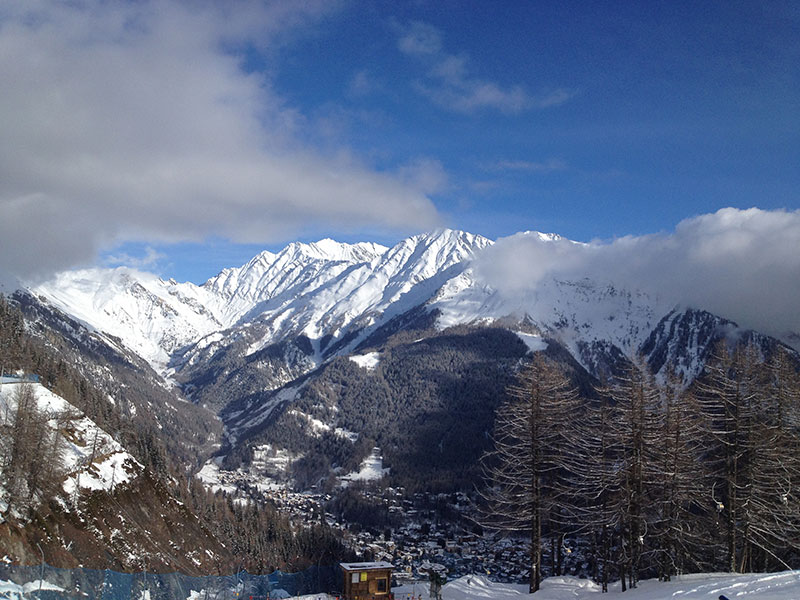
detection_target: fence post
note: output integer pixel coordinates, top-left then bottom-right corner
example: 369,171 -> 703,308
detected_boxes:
36,544 -> 44,599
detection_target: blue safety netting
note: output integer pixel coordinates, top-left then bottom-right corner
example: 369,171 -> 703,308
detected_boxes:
0,563 -> 340,600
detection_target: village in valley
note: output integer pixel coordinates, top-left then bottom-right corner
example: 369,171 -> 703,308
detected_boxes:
270,486 -> 539,586
199,456 -> 584,588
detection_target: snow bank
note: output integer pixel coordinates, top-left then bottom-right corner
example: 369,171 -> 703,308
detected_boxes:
395,572 -> 800,600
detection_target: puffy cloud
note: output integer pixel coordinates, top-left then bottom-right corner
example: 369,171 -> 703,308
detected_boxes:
0,0 -> 440,281
475,208 -> 800,339
103,246 -> 166,270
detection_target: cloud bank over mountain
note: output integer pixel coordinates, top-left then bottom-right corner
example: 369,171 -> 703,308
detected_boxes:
475,207 -> 800,339
0,1 -> 440,281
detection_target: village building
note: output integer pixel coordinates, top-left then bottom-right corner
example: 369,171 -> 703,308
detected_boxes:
340,561 -> 394,600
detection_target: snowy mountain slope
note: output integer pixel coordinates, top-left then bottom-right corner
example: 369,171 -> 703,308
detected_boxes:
10,289 -> 224,468
31,231 -> 491,375
32,268 -> 224,371
225,229 -> 492,357
639,308 -> 737,382
0,381 -> 142,512
430,264 -> 669,378
0,377 -> 234,573
202,239 -> 389,325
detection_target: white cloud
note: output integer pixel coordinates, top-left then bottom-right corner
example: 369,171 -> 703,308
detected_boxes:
0,1 -> 441,281
397,21 -> 574,114
474,208 -> 800,339
490,158 -> 567,172
397,21 -> 443,56
103,246 -> 166,270
348,70 -> 374,97
394,158 -> 449,195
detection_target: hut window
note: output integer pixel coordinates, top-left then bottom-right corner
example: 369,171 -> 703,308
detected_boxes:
377,578 -> 388,593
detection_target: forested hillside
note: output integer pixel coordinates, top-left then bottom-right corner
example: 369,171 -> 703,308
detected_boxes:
0,294 -> 353,573
223,324 -> 594,493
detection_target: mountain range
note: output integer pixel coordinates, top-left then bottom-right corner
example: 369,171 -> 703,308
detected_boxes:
21,228 -> 796,494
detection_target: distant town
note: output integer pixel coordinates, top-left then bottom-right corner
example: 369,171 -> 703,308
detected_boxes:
205,466 -> 587,586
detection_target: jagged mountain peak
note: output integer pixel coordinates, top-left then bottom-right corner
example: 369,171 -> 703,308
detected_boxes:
400,228 -> 493,252
202,239 -> 388,305
518,230 -> 564,242
213,229 -> 494,355
32,232 -> 491,374
374,229 -> 492,284
278,239 -> 388,263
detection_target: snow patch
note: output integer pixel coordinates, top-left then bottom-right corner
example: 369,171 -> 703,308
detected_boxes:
349,352 -> 381,371
515,332 -> 548,353
340,447 -> 389,484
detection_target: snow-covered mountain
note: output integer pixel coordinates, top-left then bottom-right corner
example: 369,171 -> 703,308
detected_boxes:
32,230 -> 494,373
11,227 -> 800,575
19,226 -> 800,504
31,228 -> 788,386
432,266 -> 668,376
33,268 -> 224,370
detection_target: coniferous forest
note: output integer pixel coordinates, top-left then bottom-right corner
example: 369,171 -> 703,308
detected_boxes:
481,348 -> 800,593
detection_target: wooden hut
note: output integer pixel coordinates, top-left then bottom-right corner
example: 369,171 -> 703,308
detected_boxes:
340,561 -> 394,600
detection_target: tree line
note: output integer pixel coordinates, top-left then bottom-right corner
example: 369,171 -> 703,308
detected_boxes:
480,343 -> 800,593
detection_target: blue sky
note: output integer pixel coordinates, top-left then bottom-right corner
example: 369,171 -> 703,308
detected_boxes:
0,0 -> 797,284
271,1 -> 798,233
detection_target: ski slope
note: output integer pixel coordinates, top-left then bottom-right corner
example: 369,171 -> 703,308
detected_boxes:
397,572 -> 800,600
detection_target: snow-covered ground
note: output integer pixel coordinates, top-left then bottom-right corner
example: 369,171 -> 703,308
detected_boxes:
349,351 -> 381,371
0,578 -> 66,598
395,571 -> 800,600
340,447 -> 389,484
1,571 -> 798,599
